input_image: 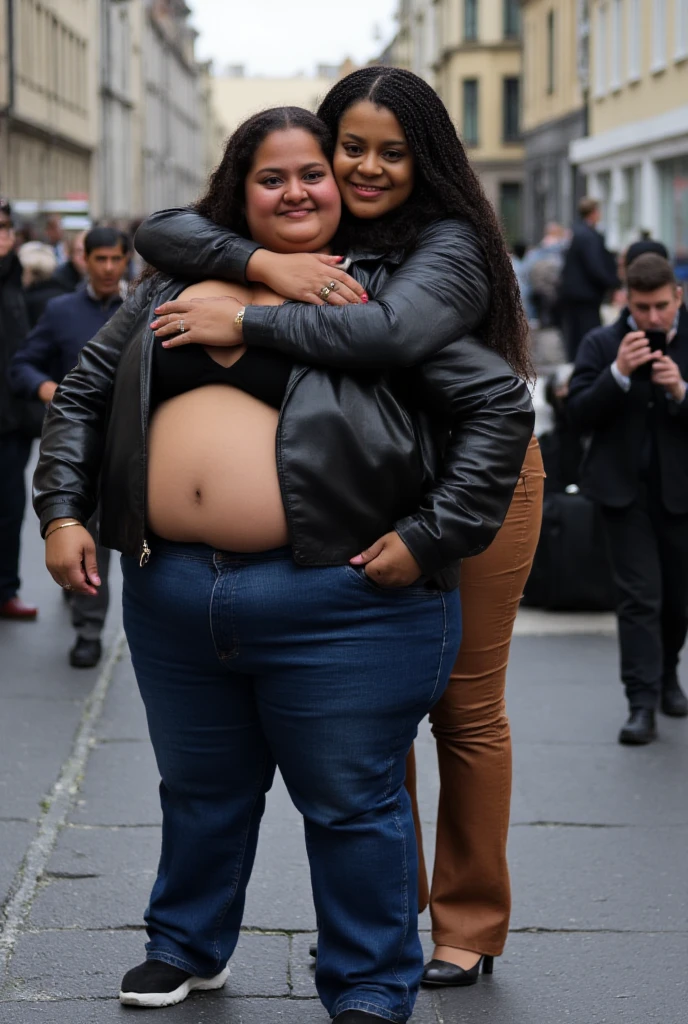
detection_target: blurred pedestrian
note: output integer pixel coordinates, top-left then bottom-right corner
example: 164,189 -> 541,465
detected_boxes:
510,241 -> 530,313
43,215 -> 68,264
568,254 -> 688,744
524,221 -> 568,328
10,226 -> 130,665
559,198 -> 619,360
0,199 -> 39,620
18,242 -> 59,327
49,230 -> 88,295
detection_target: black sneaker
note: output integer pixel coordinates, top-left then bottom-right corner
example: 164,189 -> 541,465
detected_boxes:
69,637 -> 102,668
119,960 -> 230,1007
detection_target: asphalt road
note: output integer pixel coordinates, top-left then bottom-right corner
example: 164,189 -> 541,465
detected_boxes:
1,475 -> 687,1024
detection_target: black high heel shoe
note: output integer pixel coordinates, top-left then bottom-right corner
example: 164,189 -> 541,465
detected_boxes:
421,954 -> 494,987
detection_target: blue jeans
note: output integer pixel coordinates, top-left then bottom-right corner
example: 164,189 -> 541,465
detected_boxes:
121,542 -> 461,1022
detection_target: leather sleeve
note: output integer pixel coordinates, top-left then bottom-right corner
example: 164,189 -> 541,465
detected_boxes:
243,219 -> 490,366
134,208 -> 262,284
394,338 -> 535,573
567,331 -> 629,432
33,285 -> 154,536
135,211 -> 490,367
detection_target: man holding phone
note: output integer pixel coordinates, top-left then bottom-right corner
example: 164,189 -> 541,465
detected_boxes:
568,253 -> 688,744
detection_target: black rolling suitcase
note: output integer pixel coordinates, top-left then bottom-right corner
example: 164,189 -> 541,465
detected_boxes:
523,487 -> 616,611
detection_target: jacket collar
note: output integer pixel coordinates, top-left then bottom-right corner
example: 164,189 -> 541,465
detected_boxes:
346,248 -> 405,267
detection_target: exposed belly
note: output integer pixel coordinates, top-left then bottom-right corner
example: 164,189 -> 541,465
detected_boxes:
147,385 -> 289,551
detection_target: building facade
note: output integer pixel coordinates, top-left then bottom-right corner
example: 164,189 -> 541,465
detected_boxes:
0,0 -> 99,203
521,0 -> 588,243
570,0 -> 688,255
210,67 -> 343,140
0,0 -> 219,220
142,0 -> 207,213
433,0 -> 525,242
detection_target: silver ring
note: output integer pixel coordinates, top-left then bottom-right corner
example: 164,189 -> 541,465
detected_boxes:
62,583 -> 73,591
328,280 -> 338,291
178,320 -> 185,333
319,286 -> 331,300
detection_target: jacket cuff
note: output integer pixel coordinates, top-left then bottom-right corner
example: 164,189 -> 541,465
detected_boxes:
241,304 -> 277,346
38,502 -> 88,538
394,517 -> 483,577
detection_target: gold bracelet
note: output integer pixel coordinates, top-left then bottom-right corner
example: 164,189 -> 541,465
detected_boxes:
45,520 -> 82,541
234,307 -> 245,328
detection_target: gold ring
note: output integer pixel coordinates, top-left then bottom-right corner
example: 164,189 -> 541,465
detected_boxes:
319,286 -> 331,300
178,320 -> 185,333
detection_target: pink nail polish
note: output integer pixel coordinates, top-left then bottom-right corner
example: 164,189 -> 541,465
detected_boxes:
150,321 -> 159,328
361,294 -> 369,304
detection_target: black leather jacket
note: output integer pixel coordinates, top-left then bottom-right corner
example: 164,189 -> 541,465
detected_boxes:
34,220 -> 534,589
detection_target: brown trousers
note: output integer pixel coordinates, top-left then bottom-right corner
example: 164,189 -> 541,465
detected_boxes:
406,436 -> 544,956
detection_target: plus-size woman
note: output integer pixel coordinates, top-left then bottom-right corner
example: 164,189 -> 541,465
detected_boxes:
138,66 -> 545,986
35,106 -> 532,1023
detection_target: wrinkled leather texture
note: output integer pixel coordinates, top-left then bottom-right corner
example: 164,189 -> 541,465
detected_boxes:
34,234 -> 534,588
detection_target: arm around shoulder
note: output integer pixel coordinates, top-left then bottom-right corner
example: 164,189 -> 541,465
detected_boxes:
134,208 -> 261,284
243,219 -> 491,367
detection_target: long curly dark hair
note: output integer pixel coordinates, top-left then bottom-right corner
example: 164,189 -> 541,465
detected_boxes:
195,106 -> 333,232
317,66 -> 531,380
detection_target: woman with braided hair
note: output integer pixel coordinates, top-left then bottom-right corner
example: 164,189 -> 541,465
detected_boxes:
137,66 -> 544,988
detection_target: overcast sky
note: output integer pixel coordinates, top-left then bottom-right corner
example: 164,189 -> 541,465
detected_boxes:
187,0 -> 398,77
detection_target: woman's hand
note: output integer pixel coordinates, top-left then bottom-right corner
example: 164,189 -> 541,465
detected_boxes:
151,296 -> 244,349
45,521 -> 101,596
247,250 -> 368,306
350,532 -> 422,588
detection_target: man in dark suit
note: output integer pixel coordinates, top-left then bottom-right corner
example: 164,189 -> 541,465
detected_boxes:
10,227 -> 129,668
559,197 -> 620,361
568,254 -> 688,744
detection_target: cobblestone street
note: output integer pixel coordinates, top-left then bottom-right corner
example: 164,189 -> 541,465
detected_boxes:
1,486 -> 687,1024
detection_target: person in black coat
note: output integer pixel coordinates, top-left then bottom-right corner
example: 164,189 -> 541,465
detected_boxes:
568,254 -> 688,744
559,197 -> 620,361
0,200 -> 39,619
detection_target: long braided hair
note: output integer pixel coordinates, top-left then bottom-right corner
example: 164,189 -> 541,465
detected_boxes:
317,67 -> 531,380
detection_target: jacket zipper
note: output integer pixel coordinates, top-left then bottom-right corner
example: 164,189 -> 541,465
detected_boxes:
275,366 -> 308,556
139,315 -> 156,567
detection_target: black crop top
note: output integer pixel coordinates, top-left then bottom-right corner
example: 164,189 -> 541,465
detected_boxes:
152,341 -> 293,411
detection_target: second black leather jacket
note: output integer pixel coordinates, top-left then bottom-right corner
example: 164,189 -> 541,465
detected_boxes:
34,251 -> 534,589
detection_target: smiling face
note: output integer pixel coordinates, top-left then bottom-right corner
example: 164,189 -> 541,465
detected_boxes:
244,128 -> 341,253
333,100 -> 415,220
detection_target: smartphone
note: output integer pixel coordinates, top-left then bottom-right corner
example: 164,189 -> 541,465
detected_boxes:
633,330 -> 666,380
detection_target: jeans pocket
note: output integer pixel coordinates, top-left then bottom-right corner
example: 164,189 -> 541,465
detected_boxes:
343,563 -> 433,597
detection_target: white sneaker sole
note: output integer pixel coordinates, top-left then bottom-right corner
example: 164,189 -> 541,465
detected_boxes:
119,965 -> 230,1007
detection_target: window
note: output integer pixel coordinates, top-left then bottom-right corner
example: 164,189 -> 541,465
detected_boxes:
462,79 -> 479,146
628,0 -> 641,79
652,0 -> 667,71
503,77 -> 520,142
610,0 -> 623,88
595,2 -> 608,96
676,0 -> 688,60
546,10 -> 555,94
499,183 -> 523,247
464,0 -> 478,42
503,0 -> 520,39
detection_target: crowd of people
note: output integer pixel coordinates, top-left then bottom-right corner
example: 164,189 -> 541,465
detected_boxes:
0,63 -> 686,1023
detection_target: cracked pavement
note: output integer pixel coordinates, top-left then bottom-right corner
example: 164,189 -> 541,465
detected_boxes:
1,480 -> 687,1023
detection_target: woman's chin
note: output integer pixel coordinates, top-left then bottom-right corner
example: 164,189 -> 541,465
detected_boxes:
270,229 -> 334,253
